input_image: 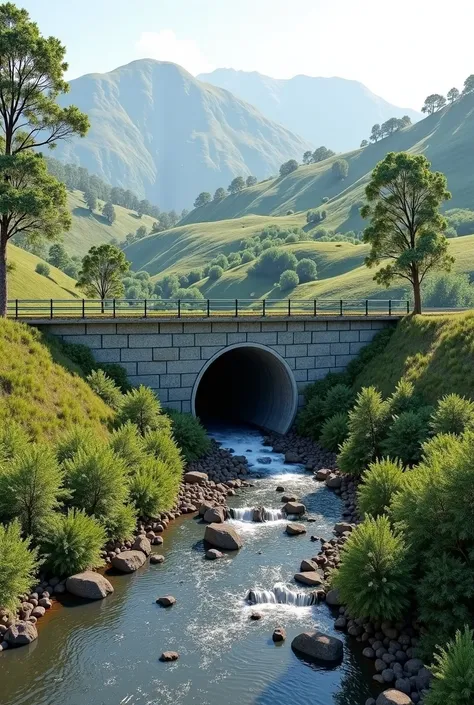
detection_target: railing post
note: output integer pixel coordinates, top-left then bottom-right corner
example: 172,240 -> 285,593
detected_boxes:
113,299 -> 116,318
406,300 -> 410,314
288,299 -> 291,316
389,299 -> 392,316
177,299 -> 181,318
50,299 -> 53,319
144,299 -> 147,318
313,299 -> 317,317
82,299 -> 85,318
365,299 -> 369,316
207,299 -> 210,317
235,298 -> 238,317
15,299 -> 18,319
262,299 -> 266,317
339,299 -> 343,316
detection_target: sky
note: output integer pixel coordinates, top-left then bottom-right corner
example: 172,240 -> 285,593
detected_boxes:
20,0 -> 474,110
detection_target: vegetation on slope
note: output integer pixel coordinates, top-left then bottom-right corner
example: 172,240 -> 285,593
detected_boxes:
7,244 -> 79,301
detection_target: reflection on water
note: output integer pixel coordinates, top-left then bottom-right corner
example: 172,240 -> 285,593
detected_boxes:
1,425 -> 376,705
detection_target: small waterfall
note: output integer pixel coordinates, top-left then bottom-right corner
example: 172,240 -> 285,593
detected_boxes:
262,508 -> 284,522
230,507 -> 284,522
230,507 -> 254,521
247,582 -> 317,606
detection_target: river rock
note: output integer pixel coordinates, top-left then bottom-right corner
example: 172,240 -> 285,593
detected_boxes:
294,571 -> 324,587
276,486 -> 285,492
183,471 -> 208,485
375,691 -> 413,705
326,474 -> 342,489
272,627 -> 286,642
5,621 -> 38,647
132,536 -> 152,556
31,606 -> 46,619
156,596 -> 176,607
334,522 -> 354,534
281,494 -> 297,503
286,523 -> 306,536
404,658 -> 424,675
112,550 -> 147,573
66,571 -> 114,600
256,457 -> 272,464
203,506 -> 226,524
150,554 -> 165,564
284,451 -> 301,464
300,558 -> 319,572
160,651 -> 179,662
325,588 -> 341,606
199,501 -> 215,516
315,468 -> 331,480
283,501 -> 306,515
250,612 -> 262,620
38,597 -> 52,609
204,523 -> 243,550
205,548 -> 223,560
291,630 -> 343,664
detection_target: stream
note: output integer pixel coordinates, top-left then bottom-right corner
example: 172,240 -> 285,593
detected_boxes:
1,426 -> 376,705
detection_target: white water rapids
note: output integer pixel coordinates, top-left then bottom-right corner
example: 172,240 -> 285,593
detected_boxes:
230,507 -> 285,522
247,582 -> 318,606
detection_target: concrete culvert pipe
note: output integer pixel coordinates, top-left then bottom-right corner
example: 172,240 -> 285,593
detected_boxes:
192,343 -> 298,434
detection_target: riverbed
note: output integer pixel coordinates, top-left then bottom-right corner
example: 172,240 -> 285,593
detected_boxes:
1,426 -> 375,705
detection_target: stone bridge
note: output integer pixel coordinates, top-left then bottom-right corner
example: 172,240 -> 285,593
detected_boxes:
35,316 -> 397,434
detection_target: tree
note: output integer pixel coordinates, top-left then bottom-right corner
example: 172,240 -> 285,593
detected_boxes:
370,124 -> 382,142
332,159 -> 349,181
398,115 -> 412,128
246,175 -> 257,187
84,189 -> 97,212
0,3 -> 89,316
102,201 -> 116,224
213,187 -> 226,202
35,262 -> 50,277
135,225 -> 148,240
312,146 -> 335,163
194,191 -> 211,208
422,93 -> 446,114
296,258 -> 317,283
381,117 -> 400,136
180,208 -> 189,220
462,75 -> 474,95
279,269 -> 299,291
302,150 -> 313,164
279,159 -> 299,177
228,177 -> 246,194
447,87 -> 460,103
361,152 -> 453,314
48,243 -> 70,270
77,244 -> 130,300
137,199 -> 151,218
360,139 -> 368,148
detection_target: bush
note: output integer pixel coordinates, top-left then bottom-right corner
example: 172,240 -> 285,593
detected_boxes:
333,515 -> 412,620
0,520 -> 38,611
64,445 -> 128,520
187,269 -> 203,285
303,370 -> 350,404
41,510 -> 106,576
142,429 -> 184,475
337,387 -> 389,475
116,386 -> 163,436
382,409 -> 431,467
207,265 -> 223,281
425,627 -> 474,705
279,159 -> 298,177
430,394 -> 474,436
35,262 -> 50,277
109,422 -> 145,471
322,383 -> 354,418
332,158 -> 349,180
87,369 -> 123,410
319,412 -> 349,451
286,209 -> 294,215
252,247 -> 297,278
211,254 -> 228,270
296,395 -> 326,439
167,410 -> 211,462
0,445 -> 65,536
386,379 -> 418,416
423,272 -> 474,308
295,258 -> 317,283
285,233 -> 298,243
99,363 -> 131,393
306,209 -> 324,224
322,196 -> 329,203
104,503 -> 137,542
279,269 -> 299,291
58,339 -> 96,375
0,422 -> 29,465
241,249 -> 255,263
129,457 -> 180,517
357,458 -> 405,518
56,427 -> 97,464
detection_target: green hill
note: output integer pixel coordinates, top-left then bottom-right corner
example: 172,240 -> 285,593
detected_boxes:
7,245 -> 79,301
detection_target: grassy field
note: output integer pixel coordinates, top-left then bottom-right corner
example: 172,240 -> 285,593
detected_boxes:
7,244 -> 79,301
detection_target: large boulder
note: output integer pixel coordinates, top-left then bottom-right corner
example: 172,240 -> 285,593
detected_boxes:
184,471 -> 208,485
294,571 -> 324,587
286,523 -> 306,536
375,691 -> 413,705
326,474 -> 342,489
325,588 -> 342,606
204,523 -> 243,550
5,621 -> 38,647
203,506 -> 226,524
334,522 -> 354,535
300,558 -> 319,572
283,501 -> 306,515
315,468 -> 331,481
199,500 -> 215,516
66,571 -> 114,600
291,631 -> 343,664
112,550 -> 147,573
132,535 -> 152,556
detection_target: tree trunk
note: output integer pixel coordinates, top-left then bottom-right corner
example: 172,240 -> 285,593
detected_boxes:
0,227 -> 7,318
412,270 -> 422,315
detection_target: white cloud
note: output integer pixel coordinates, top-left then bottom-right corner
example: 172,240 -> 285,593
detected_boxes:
135,29 -> 214,75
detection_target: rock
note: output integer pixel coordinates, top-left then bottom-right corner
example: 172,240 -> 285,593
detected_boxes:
300,558 -> 319,572
38,598 -> 52,609
375,690 -> 413,705
150,554 -> 165,564
272,627 -> 286,642
256,457 -> 272,464
294,571 -> 324,587
334,522 -> 354,534
334,616 -> 347,630
199,501 -> 215,516
394,679 -> 412,696
291,631 -> 343,664
415,667 -> 433,691
365,700 -> 376,705
54,583 -> 66,595
281,494 -> 297,503
132,536 -> 152,557
204,523 -> 243,550
404,658 -> 424,676
160,651 -> 179,662
252,507 -> 265,522
363,647 -> 376,659
276,486 -> 285,492
111,550 -> 147,573
205,548 -> 223,560
31,606 -> 46,619
382,669 -> 396,683
286,523 -> 306,536
283,501 -> 306,515
183,471 -> 208,484
203,506 -> 226,524
5,621 -> 38,647
326,474 -> 342,489
66,572 -> 114,600
156,596 -> 176,607
325,588 -> 341,606
315,468 -> 331,480
250,612 -> 262,620
284,451 -> 301,464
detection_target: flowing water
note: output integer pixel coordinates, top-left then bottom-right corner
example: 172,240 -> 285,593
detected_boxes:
1,426 -> 378,705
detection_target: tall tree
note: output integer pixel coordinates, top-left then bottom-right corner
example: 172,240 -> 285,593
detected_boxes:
332,159 -> 349,180
370,124 -> 382,142
228,176 -> 246,193
447,87 -> 460,103
102,201 -> 116,224
0,3 -> 89,315
361,152 -> 453,314
360,139 -> 369,148
302,150 -> 313,164
48,243 -> 70,270
246,175 -> 257,187
462,75 -> 474,95
312,146 -> 335,163
279,160 -> 299,177
137,199 -> 151,218
398,115 -> 412,128
84,189 -> 97,212
77,244 -> 130,300
213,187 -> 226,202
421,94 -> 446,114
194,191 -> 211,208
381,118 -> 400,136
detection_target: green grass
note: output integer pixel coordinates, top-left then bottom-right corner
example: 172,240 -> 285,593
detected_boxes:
0,318 -> 113,442
8,244 -> 79,300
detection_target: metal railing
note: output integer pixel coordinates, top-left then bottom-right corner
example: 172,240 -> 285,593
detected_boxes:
6,298 -> 410,319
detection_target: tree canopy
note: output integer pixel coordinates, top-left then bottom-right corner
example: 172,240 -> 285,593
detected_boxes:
422,94 -> 446,114
279,159 -> 299,177
77,244 -> 130,300
194,192 -> 211,208
228,177 -> 246,194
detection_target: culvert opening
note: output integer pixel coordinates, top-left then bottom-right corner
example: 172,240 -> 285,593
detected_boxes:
192,344 -> 298,434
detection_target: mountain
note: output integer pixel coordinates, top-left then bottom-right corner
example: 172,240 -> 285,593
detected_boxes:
198,69 -> 421,152
54,60 -> 311,211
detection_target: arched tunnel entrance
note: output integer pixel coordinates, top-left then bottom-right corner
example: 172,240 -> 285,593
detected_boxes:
192,344 -> 298,434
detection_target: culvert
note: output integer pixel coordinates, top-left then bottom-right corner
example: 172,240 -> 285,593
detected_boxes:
192,343 -> 298,434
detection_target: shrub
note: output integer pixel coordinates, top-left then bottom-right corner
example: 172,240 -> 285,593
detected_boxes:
333,515 -> 412,620
252,247 -> 297,278
279,269 -> 299,291
129,457 -> 180,517
0,422 -> 29,465
109,422 -> 145,471
35,262 -> 50,276
0,520 -> 38,611
296,395 -> 326,439
187,269 -> 203,285
142,429 -> 184,475
41,510 -> 106,576
286,209 -> 294,215
386,378 -> 418,416
99,363 -> 131,393
306,209 -> 324,224
322,383 -> 354,418
58,339 -> 96,375
337,387 -> 389,475
285,233 -> 298,243
424,627 -> 474,705
241,249 -> 255,263
87,369 -> 123,410
296,258 -> 317,283
319,412 -> 349,451
303,370 -> 350,404
0,445 -> 65,536
211,254 -> 228,270
64,445 -> 128,520
423,272 -> 474,308
167,411 -> 211,462
104,503 -> 137,542
332,158 -> 349,180
382,409 -> 431,467
208,265 -> 223,281
228,252 -> 242,268
116,386 -> 163,436
430,393 -> 474,436
322,196 -> 329,203
56,427 -> 97,464
357,458 -> 405,518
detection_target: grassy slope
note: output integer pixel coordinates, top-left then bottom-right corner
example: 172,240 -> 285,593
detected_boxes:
0,319 -> 112,441
8,244 -> 79,300
354,312 -> 474,403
